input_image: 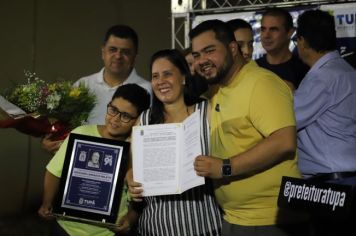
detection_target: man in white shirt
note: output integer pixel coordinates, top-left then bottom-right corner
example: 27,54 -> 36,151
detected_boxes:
43,25 -> 151,153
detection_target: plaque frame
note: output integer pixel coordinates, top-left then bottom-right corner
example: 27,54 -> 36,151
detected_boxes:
52,133 -> 129,225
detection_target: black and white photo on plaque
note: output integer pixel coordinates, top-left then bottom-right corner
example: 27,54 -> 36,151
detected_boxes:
52,133 -> 129,225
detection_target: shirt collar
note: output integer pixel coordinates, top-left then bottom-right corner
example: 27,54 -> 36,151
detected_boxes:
309,50 -> 340,74
123,68 -> 139,84
94,67 -> 138,85
94,68 -> 106,84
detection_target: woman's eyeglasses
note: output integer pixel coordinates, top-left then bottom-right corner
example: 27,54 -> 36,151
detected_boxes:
106,103 -> 137,123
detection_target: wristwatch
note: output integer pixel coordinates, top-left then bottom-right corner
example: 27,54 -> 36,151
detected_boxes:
221,159 -> 232,177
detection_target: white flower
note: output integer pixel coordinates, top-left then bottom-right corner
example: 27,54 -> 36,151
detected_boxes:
46,92 -> 61,111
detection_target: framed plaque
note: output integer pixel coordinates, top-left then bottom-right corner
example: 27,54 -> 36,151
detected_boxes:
52,133 -> 130,226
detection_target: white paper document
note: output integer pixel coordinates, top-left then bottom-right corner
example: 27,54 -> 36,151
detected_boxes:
132,110 -> 204,196
0,95 -> 26,118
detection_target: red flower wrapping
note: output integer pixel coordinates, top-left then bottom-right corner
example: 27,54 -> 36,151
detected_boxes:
0,116 -> 70,140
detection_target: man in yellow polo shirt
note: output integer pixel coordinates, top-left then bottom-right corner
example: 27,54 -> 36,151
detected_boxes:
191,20 -> 309,236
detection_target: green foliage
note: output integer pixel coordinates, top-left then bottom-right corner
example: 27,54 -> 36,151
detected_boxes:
4,71 -> 96,129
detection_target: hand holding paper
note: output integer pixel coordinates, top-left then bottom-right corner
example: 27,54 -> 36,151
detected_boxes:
126,168 -> 143,202
132,110 -> 204,196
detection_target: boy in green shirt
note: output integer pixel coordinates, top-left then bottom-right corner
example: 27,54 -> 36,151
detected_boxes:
38,84 -> 150,235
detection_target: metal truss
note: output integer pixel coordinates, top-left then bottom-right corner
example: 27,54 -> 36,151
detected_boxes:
171,0 -> 355,49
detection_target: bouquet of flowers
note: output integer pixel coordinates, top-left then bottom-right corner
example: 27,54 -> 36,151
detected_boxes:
0,71 -> 96,140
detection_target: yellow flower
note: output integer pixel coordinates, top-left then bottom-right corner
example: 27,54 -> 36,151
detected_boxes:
5,71 -> 96,130
69,87 -> 81,97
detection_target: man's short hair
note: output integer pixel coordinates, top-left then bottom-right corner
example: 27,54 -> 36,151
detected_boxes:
111,84 -> 150,115
262,8 -> 294,31
104,25 -> 139,53
227,18 -> 253,32
297,9 -> 336,52
189,20 -> 235,47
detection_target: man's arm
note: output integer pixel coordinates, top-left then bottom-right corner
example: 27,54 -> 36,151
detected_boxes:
194,126 -> 296,179
294,75 -> 329,130
38,171 -> 60,219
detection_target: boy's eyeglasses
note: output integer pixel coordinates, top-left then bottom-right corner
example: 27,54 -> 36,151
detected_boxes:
106,103 -> 137,123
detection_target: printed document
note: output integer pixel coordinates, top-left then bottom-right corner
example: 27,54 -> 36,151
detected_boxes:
132,110 -> 204,196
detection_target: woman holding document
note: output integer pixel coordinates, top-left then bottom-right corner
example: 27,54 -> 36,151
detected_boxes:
127,49 -> 222,236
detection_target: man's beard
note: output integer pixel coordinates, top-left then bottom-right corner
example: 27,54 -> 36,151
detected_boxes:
198,52 -> 234,85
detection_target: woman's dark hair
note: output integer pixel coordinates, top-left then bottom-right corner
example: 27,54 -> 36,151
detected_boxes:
149,49 -> 204,124
111,84 -> 150,115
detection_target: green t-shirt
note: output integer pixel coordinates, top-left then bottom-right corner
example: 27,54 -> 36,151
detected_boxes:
47,125 -> 129,236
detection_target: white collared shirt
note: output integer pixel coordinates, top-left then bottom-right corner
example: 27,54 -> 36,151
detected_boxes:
74,68 -> 152,125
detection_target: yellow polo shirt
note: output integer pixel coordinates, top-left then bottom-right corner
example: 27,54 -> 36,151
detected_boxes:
211,61 -> 303,226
